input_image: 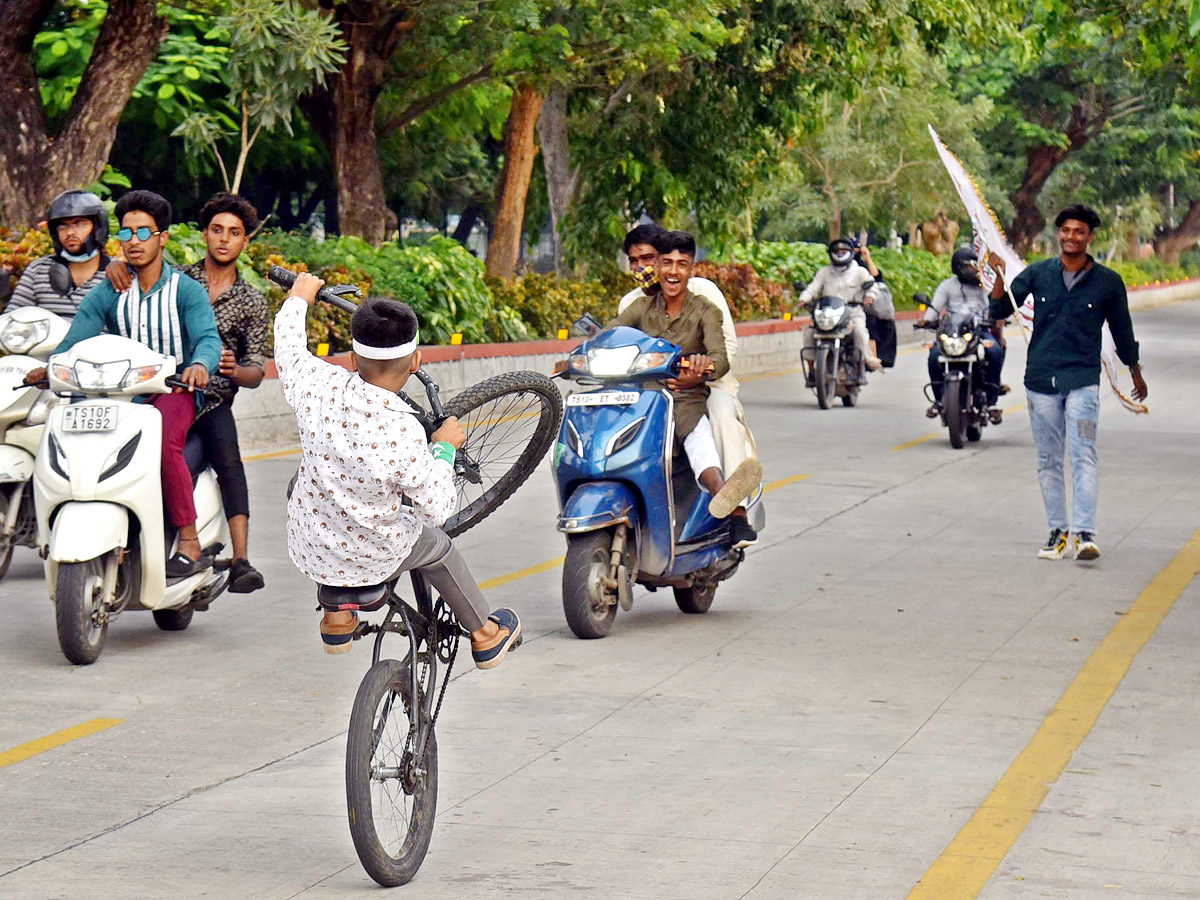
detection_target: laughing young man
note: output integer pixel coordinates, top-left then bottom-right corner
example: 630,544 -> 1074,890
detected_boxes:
989,204 -> 1147,562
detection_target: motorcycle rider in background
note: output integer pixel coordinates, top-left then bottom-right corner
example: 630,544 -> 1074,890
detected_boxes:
798,237 -> 881,383
6,190 -> 110,319
923,246 -> 1006,422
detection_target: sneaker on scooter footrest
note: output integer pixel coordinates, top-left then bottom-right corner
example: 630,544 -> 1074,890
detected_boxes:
926,403 -> 941,419
472,608 -> 522,670
729,517 -> 758,548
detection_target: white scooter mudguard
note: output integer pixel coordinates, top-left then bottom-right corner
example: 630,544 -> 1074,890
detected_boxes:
48,501 -> 128,562
0,445 -> 34,484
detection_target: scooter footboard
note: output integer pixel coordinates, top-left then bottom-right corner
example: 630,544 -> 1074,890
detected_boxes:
558,481 -> 639,534
49,501 -> 128,562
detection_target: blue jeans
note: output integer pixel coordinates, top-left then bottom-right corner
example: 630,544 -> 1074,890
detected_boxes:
1026,385 -> 1100,534
928,343 -> 1006,405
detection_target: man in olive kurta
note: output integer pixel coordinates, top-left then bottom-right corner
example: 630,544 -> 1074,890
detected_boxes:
605,230 -> 762,546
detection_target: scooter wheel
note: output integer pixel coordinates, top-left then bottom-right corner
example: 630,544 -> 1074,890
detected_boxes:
673,580 -> 716,614
563,531 -> 617,639
55,557 -> 109,665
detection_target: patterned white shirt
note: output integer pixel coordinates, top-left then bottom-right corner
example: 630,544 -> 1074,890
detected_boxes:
274,297 -> 456,586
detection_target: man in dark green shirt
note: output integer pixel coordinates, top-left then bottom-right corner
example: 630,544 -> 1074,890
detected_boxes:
989,204 -> 1148,562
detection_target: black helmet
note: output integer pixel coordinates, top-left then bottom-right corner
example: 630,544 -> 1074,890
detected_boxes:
828,237 -> 854,268
47,190 -> 108,261
951,245 -> 979,283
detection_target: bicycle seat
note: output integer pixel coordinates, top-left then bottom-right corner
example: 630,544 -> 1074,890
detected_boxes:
317,583 -> 391,612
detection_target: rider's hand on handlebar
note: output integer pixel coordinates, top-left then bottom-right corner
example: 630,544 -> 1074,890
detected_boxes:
178,364 -> 209,392
24,366 -> 47,386
668,354 -> 712,390
106,259 -> 133,293
431,415 -> 466,449
290,272 -> 326,306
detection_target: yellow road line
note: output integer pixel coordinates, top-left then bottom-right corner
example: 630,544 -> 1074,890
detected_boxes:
763,473 -> 810,493
242,447 -> 301,462
907,526 -> 1200,899
479,555 -> 565,591
0,718 -> 124,769
892,432 -> 940,451
739,367 -> 802,383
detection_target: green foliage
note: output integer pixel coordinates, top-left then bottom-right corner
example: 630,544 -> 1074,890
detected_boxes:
692,263 -> 792,320
486,272 -> 624,339
1110,257 -> 1199,287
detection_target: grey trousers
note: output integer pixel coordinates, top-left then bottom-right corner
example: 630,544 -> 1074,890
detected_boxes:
389,525 -> 490,633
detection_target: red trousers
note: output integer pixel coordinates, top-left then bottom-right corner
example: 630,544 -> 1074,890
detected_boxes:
153,391 -> 196,528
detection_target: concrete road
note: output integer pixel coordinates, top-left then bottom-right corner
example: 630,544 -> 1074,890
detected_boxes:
1,301 -> 1198,899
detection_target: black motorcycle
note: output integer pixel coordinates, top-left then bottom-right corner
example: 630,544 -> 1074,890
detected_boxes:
802,295 -> 864,409
915,307 -> 999,449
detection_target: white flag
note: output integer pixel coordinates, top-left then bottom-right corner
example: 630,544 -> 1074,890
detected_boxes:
928,124 -> 1147,414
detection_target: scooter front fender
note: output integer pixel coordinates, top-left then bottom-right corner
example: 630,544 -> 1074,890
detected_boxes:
0,445 -> 34,483
49,501 -> 128,563
558,481 -> 639,534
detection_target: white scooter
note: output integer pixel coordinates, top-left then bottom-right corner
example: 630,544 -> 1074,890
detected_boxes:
0,306 -> 70,578
33,334 -> 230,665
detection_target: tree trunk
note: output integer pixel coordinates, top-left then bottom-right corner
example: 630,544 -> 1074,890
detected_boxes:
299,4 -> 415,244
536,82 -> 579,274
451,201 -> 486,245
0,0 -> 166,227
486,83 -> 544,281
1007,144 -> 1069,256
1153,199 -> 1200,265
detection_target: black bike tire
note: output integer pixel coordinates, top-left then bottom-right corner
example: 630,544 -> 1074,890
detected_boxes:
815,346 -> 833,410
946,379 -> 966,449
441,371 -> 563,537
346,659 -> 438,887
55,557 -> 108,666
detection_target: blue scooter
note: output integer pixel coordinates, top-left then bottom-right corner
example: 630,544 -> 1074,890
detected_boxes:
553,324 -> 765,638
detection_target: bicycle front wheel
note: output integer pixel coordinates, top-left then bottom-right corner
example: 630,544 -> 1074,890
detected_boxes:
346,659 -> 438,887
441,371 -> 563,537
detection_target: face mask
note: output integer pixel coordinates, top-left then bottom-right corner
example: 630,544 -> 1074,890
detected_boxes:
59,247 -> 99,264
632,265 -> 658,291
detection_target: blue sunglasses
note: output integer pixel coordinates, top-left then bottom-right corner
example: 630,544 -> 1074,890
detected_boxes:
117,226 -> 165,242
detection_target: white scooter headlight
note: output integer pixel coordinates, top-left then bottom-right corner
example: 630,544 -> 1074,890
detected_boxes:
0,318 -> 50,355
72,359 -> 131,391
584,346 -> 640,377
940,334 -> 968,357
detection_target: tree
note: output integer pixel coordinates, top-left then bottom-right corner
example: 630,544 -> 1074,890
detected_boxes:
0,0 -> 168,227
173,0 -> 345,195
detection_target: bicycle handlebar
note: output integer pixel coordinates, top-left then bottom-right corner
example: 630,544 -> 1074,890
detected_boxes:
267,265 -> 362,314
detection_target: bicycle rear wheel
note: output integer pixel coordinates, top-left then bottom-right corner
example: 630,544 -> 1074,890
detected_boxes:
441,371 -> 563,537
346,659 -> 438,887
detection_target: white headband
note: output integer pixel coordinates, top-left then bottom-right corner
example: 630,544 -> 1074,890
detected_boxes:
352,333 -> 419,360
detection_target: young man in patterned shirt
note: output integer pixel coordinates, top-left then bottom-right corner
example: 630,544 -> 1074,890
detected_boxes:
109,193 -> 269,592
276,272 -> 522,665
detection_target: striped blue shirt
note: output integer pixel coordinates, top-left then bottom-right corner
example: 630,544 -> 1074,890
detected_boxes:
53,263 -> 221,374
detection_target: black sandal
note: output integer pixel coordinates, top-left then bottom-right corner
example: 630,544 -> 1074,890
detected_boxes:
165,552 -> 200,579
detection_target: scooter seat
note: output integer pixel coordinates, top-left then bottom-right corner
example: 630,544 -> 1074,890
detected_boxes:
317,582 -> 391,612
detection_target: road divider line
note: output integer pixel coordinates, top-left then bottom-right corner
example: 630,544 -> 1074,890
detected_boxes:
892,432 -> 940,451
479,555 -> 565,591
0,718 -> 124,769
763,474 -> 810,493
739,367 -> 802,383
242,447 -> 301,463
906,525 -> 1200,900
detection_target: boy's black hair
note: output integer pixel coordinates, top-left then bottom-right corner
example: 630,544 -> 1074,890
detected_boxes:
115,190 -> 172,232
1055,204 -> 1102,231
198,191 -> 259,233
650,229 -> 697,258
623,223 -> 667,255
351,296 -> 419,357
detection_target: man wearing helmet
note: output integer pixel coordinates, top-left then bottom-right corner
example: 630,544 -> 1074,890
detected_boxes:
797,237 -> 882,381
7,190 -> 111,318
922,246 -> 1006,422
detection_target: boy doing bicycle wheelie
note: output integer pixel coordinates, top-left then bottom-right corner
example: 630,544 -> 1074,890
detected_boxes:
276,273 -> 521,667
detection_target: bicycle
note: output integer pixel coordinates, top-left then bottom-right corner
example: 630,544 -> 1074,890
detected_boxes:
267,266 -> 562,885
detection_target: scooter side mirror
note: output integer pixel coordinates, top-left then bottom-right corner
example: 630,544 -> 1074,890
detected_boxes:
912,292 -> 929,309
793,280 -> 807,294
572,313 -> 602,337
